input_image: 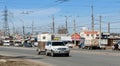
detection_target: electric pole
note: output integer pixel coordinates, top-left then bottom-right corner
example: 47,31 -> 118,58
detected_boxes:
99,16 -> 102,46
108,22 -> 110,33
65,16 -> 68,34
3,6 -> 10,36
73,19 -> 76,45
32,20 -> 34,35
52,15 -> 55,34
23,24 -> 25,39
91,3 -> 94,38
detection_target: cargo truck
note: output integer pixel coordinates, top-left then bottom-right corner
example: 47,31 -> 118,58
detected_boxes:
80,38 -> 107,50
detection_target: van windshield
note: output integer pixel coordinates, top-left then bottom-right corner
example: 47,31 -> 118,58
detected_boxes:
52,42 -> 65,46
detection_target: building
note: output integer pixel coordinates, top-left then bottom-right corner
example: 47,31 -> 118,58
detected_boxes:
80,31 -> 99,39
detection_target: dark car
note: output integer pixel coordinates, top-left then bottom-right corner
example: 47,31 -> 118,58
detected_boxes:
112,41 -> 120,50
23,43 -> 32,47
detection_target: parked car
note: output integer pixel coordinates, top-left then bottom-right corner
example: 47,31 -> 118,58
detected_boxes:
23,42 -> 32,47
112,41 -> 120,50
14,41 -> 22,47
66,42 -> 73,48
3,40 -> 10,46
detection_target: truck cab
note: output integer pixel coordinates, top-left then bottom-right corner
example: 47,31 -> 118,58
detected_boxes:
45,41 -> 70,57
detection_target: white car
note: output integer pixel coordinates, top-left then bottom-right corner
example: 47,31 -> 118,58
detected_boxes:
66,43 -> 73,48
3,42 -> 10,46
45,41 -> 70,57
3,40 -> 10,46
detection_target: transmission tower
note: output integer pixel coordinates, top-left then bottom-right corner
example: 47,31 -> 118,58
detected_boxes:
3,6 -> 9,36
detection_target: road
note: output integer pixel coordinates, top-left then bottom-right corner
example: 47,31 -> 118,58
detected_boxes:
0,46 -> 120,66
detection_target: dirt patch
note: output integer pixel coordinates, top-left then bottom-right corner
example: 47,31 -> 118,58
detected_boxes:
0,55 -> 48,66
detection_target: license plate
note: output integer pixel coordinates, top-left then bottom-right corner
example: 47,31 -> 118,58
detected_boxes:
60,51 -> 65,53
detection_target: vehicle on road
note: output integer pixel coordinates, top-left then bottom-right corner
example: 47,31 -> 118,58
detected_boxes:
3,40 -> 10,46
112,41 -> 120,50
23,43 -> 32,47
37,41 -> 70,57
45,41 -> 70,57
66,42 -> 73,48
14,40 -> 22,47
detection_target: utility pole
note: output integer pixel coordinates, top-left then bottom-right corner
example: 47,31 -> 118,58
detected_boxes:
19,18 -> 25,39
65,16 -> 68,34
23,24 -> 25,39
3,6 -> 10,36
108,22 -> 110,33
73,19 -> 76,45
91,3 -> 94,38
99,16 -> 102,46
32,20 -> 34,35
52,15 -> 55,34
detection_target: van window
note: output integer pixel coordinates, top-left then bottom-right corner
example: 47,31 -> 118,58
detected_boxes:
52,42 -> 65,46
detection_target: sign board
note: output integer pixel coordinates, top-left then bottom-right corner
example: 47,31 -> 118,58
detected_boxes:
53,37 -> 61,40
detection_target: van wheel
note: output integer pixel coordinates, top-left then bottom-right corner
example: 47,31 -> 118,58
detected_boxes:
51,51 -> 55,57
45,51 -> 49,56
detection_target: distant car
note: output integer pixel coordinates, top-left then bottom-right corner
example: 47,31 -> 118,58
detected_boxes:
3,40 -> 10,46
3,42 -> 10,46
66,43 -> 73,48
112,41 -> 120,50
23,43 -> 32,47
14,41 -> 22,47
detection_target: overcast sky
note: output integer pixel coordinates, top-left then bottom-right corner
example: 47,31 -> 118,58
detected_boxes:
0,0 -> 120,34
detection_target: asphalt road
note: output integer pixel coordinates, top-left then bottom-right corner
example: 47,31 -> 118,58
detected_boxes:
0,46 -> 120,66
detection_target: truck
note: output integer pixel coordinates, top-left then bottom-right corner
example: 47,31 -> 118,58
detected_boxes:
80,38 -> 107,50
80,31 -> 109,50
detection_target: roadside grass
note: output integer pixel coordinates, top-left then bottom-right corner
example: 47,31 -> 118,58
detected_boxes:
0,55 -> 47,66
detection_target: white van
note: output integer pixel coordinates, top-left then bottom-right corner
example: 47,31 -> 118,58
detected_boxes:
45,41 -> 70,57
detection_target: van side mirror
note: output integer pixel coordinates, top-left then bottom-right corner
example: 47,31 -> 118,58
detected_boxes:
49,44 -> 51,46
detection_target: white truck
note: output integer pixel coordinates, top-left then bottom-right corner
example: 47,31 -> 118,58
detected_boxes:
37,41 -> 70,57
82,39 -> 107,50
